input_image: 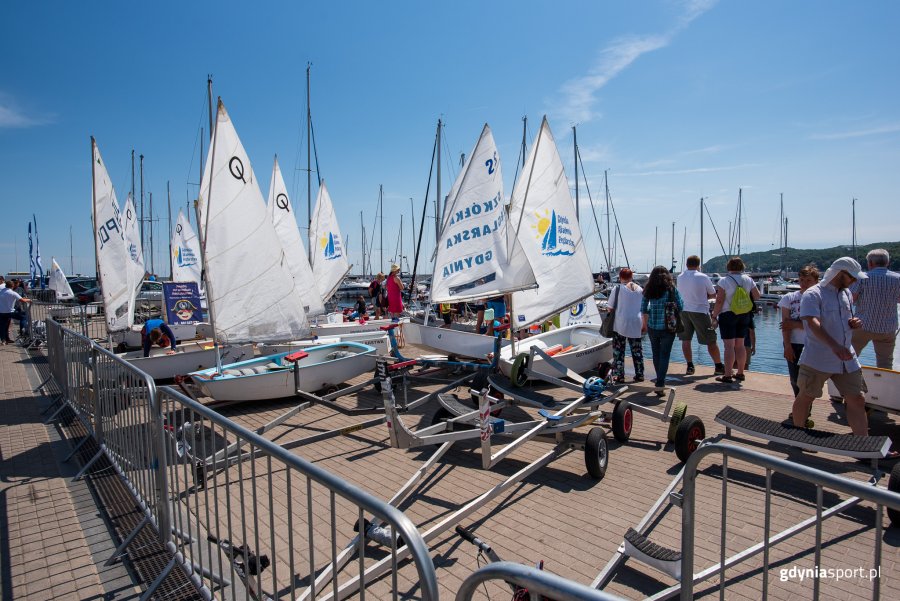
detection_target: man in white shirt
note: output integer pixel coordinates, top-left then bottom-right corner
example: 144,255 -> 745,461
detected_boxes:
676,256 -> 724,375
0,277 -> 32,344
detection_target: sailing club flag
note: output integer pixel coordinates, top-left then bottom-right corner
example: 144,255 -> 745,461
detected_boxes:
34,215 -> 45,288
28,222 -> 36,286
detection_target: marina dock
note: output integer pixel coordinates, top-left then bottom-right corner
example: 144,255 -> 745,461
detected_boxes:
2,337 -> 899,599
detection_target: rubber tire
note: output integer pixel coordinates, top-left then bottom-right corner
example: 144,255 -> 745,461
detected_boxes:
510,353 -> 530,388
584,427 -> 609,480
674,416 -> 705,463
667,403 -> 688,443
611,401 -> 633,443
888,463 -> 900,527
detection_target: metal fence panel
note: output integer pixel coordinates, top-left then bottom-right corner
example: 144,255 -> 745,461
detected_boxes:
156,385 -> 439,601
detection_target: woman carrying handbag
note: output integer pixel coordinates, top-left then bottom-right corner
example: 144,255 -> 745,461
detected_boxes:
605,268 -> 645,384
641,266 -> 684,396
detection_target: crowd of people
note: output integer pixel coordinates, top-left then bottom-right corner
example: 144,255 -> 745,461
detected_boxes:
604,249 -> 900,437
0,276 -> 32,345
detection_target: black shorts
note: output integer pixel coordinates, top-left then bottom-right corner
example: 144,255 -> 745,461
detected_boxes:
442,312 -> 452,325
718,311 -> 751,340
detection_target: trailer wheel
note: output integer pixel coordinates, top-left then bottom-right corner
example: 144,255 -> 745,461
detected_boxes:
888,463 -> 900,527
667,403 -> 688,443
674,416 -> 705,463
612,401 -> 633,442
585,427 -> 609,480
510,353 -> 530,387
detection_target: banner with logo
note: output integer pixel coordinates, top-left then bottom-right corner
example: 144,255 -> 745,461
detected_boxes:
163,281 -> 202,325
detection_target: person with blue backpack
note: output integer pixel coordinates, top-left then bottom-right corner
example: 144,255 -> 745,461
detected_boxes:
711,257 -> 760,384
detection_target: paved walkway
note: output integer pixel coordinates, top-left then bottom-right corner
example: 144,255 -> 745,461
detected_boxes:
0,343 -> 141,600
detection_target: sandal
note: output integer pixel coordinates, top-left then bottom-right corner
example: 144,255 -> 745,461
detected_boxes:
715,376 -> 734,384
734,373 -> 746,381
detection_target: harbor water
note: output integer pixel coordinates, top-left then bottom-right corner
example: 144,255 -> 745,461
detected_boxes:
648,303 -> 895,375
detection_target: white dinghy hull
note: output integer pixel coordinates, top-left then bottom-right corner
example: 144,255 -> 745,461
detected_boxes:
190,342 -> 377,402
310,317 -> 406,338
259,330 -> 390,356
829,365 -> 900,413
118,324 -> 200,349
499,324 -> 613,379
121,342 -> 253,380
404,322 -> 506,359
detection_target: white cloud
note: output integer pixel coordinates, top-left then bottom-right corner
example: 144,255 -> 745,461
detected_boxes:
0,93 -> 52,128
555,0 -> 718,124
617,163 -> 759,177
809,123 -> 900,141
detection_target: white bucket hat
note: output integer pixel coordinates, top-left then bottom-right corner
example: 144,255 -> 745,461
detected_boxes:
821,256 -> 867,287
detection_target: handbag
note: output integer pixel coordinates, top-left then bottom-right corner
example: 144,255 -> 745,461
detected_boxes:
600,286 -> 619,338
665,288 -> 684,334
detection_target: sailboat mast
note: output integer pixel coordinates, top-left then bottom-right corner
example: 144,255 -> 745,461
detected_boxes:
852,198 -> 857,260
197,98 -> 222,374
573,126 -> 579,221
671,221 -> 675,273
654,226 -> 658,268
435,119 -> 442,241
69,226 -> 74,274
379,185 -> 384,269
307,64 -> 312,240
167,181 -> 173,280
131,150 -> 135,203
149,191 -> 155,276
139,154 -> 145,248
605,170 -> 611,275
737,188 -> 742,256
700,197 -> 704,269
779,193 -> 784,275
360,211 -> 365,277
90,137 -> 101,286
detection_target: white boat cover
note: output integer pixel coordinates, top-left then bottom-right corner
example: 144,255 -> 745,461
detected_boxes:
91,138 -> 136,332
309,180 -> 352,303
171,209 -> 204,291
267,156 -> 326,317
49,257 -> 74,300
430,124 -> 536,303
197,99 -> 309,344
509,117 -> 594,329
123,195 -> 147,287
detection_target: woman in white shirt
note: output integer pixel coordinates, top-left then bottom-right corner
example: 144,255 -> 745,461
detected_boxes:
778,265 -> 820,396
606,267 -> 645,383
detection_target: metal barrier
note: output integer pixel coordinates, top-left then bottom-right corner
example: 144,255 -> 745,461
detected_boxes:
30,301 -> 88,337
681,442 -> 900,600
457,562 -> 625,601
157,385 -> 439,601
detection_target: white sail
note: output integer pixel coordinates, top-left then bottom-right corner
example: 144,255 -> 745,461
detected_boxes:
309,180 -> 352,302
430,124 -> 536,303
197,99 -> 309,344
267,157 -> 326,317
558,296 -> 602,327
509,117 -> 594,329
48,257 -> 74,300
91,137 -> 135,332
123,195 -> 146,286
171,209 -> 204,289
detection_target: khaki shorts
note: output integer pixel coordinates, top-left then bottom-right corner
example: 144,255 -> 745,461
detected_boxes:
797,364 -> 867,399
678,311 -> 718,345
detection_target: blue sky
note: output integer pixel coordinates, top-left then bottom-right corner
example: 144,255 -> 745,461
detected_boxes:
2,0 -> 898,278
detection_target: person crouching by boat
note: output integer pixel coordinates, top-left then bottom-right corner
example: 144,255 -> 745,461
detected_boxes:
608,268 -> 645,384
141,318 -> 177,357
641,266 -> 683,396
350,295 -> 368,322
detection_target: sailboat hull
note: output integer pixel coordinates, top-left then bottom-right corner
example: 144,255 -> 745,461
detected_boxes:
120,342 -> 253,380
404,322 -> 506,359
190,342 -> 377,402
259,331 -> 390,355
311,318 -> 405,338
499,325 -> 613,379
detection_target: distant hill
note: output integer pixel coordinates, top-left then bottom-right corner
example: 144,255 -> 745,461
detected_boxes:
702,242 -> 900,273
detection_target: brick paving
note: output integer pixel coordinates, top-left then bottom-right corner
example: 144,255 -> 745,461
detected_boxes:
4,332 -> 900,600
0,343 -> 143,600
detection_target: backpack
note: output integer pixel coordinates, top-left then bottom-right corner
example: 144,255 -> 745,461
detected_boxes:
729,275 -> 754,315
